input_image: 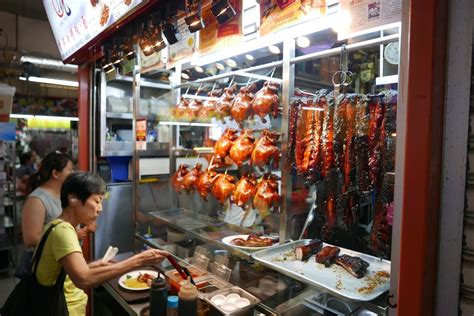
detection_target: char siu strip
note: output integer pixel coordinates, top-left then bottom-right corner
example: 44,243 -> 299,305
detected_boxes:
295,239 -> 323,261
335,254 -> 370,278
315,246 -> 340,267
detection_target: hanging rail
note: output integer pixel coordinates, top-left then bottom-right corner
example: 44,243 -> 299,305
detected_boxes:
291,34 -> 400,64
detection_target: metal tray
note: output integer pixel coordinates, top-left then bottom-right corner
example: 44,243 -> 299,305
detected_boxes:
251,240 -> 391,301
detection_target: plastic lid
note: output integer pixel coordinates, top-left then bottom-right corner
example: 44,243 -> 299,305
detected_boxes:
178,280 -> 197,300
167,296 -> 179,308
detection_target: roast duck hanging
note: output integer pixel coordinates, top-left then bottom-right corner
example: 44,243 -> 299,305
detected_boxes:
233,172 -> 257,208
230,83 -> 257,127
253,173 -> 280,213
229,129 -> 255,167
214,128 -> 239,162
252,81 -> 281,123
198,89 -> 223,119
171,164 -> 189,193
251,129 -> 282,170
172,98 -> 190,120
215,84 -> 238,122
211,173 -> 237,205
195,169 -> 218,201
182,99 -> 203,121
181,163 -> 203,192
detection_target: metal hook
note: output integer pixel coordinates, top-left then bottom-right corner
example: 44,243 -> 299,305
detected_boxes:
228,77 -> 235,87
195,84 -> 203,95
386,293 -> 397,309
332,71 -> 347,89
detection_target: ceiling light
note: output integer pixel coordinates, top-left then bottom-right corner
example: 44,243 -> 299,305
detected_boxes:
225,58 -> 237,68
10,114 -> 79,121
150,28 -> 167,52
181,70 -> 191,80
111,51 -> 122,65
185,14 -> 205,33
194,65 -> 204,73
20,56 -> 78,72
162,22 -> 182,45
19,76 -> 79,87
139,34 -> 155,56
245,54 -> 254,61
211,0 -> 236,24
296,36 -> 311,48
215,62 -> 225,70
268,45 -> 281,54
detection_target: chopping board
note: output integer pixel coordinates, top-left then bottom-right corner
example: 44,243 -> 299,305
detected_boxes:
108,266 -> 162,303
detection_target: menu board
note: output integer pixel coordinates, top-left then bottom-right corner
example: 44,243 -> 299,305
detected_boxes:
43,0 -> 148,62
260,0 -> 326,37
199,0 -> 243,54
338,0 -> 401,39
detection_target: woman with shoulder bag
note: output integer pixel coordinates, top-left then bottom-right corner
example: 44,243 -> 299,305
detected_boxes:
3,172 -> 168,315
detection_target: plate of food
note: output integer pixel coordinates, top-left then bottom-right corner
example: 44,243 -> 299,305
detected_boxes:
118,270 -> 158,291
222,234 -> 279,251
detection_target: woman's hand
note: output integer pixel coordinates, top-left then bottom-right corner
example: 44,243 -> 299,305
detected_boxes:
137,249 -> 169,266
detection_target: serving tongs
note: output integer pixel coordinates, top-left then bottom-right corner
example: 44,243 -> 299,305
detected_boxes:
299,189 -> 318,240
166,255 -> 196,285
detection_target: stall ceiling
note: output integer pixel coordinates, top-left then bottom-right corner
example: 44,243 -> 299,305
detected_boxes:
0,0 -> 47,21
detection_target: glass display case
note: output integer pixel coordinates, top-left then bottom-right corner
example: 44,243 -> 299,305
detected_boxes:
129,24 -> 400,315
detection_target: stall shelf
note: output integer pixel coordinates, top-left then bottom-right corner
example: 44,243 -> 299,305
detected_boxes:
127,25 -> 400,315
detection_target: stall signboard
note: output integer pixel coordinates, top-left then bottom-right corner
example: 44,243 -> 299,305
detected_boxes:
199,0 -> 243,54
338,0 -> 401,39
0,123 -> 16,141
136,118 -> 146,150
259,0 -> 326,37
43,0 -> 147,63
167,19 -> 197,69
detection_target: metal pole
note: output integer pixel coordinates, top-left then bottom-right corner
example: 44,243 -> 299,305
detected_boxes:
132,48 -> 141,234
279,38 -> 295,242
169,64 -> 182,209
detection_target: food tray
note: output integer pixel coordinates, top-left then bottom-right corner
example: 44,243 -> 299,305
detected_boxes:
251,240 -> 391,301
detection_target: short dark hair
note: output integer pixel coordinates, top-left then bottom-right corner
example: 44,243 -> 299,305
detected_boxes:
60,172 -> 106,208
19,152 -> 32,165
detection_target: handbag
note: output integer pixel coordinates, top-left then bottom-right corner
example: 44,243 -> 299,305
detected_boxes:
14,249 -> 33,279
1,222 -> 69,316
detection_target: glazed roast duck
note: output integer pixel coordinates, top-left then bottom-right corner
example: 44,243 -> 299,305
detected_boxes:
181,163 -> 203,192
230,83 -> 257,128
252,81 -> 281,123
183,99 -> 203,121
216,84 -> 237,122
171,164 -> 189,193
233,172 -> 257,208
211,173 -> 237,205
251,129 -> 282,170
229,129 -> 255,167
198,89 -> 223,119
214,128 -> 239,161
172,98 -> 190,120
195,169 -> 218,201
253,173 -> 280,213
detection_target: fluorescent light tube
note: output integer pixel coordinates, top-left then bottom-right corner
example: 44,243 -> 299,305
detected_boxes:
19,76 -> 78,87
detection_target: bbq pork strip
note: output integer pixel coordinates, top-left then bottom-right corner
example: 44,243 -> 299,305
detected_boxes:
315,246 -> 340,267
335,254 -> 370,279
295,239 -> 323,261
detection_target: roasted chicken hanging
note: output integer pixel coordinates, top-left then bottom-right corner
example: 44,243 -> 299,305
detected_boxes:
171,164 -> 189,194
229,129 -> 255,166
198,89 -> 223,119
230,83 -> 257,128
251,129 -> 281,171
252,81 -> 280,123
195,169 -> 218,201
172,98 -> 190,120
211,173 -> 236,205
181,163 -> 203,192
216,84 -> 237,122
253,173 -> 280,213
182,99 -> 203,122
233,172 -> 257,208
214,128 -> 239,161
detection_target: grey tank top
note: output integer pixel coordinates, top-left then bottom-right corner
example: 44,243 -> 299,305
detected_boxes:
28,187 -> 62,224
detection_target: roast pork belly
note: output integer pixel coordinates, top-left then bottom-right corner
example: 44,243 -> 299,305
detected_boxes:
335,254 -> 370,278
315,246 -> 340,267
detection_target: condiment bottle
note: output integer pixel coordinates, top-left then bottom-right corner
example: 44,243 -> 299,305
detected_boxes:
167,296 -> 179,316
149,277 -> 168,316
178,279 -> 197,316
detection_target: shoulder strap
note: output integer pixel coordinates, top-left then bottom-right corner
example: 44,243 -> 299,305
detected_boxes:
31,222 -> 62,275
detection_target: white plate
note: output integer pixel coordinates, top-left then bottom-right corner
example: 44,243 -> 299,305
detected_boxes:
221,235 -> 277,251
118,270 -> 158,291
